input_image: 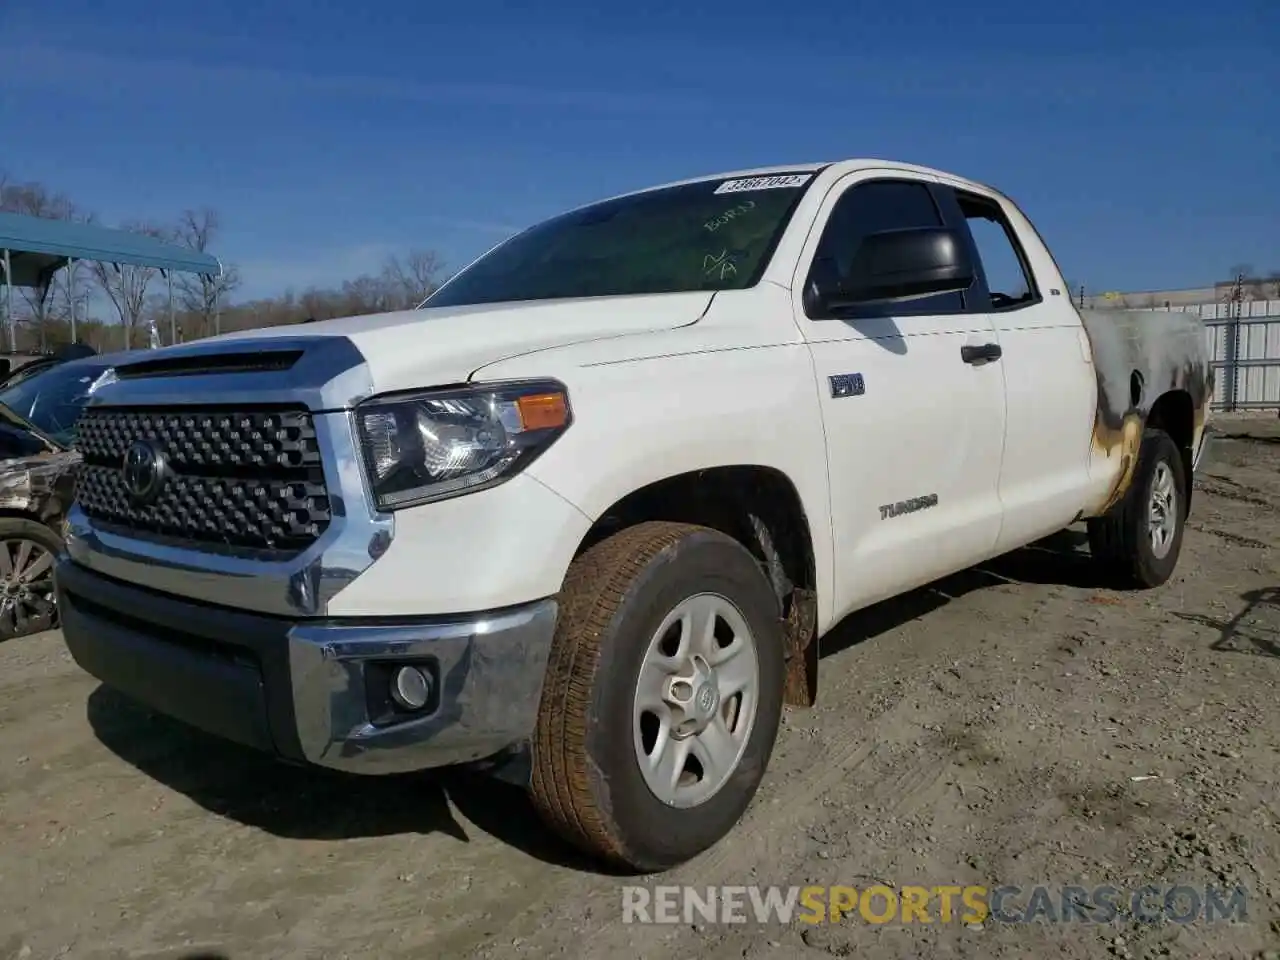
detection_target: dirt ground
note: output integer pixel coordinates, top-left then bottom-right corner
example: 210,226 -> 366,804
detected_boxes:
2,415 -> 1277,960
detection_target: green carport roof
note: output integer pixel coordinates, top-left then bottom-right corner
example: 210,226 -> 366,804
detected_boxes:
0,211 -> 221,288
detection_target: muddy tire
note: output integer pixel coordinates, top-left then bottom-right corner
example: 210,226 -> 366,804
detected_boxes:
1087,428 -> 1187,588
529,521 -> 785,872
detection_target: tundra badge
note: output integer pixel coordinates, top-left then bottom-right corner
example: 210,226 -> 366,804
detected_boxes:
879,494 -> 939,520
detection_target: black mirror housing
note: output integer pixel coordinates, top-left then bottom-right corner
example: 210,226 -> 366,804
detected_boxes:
830,226 -> 974,309
803,256 -> 844,317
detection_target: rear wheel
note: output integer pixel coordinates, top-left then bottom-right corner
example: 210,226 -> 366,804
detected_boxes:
530,521 -> 785,872
0,517 -> 61,641
1087,428 -> 1187,588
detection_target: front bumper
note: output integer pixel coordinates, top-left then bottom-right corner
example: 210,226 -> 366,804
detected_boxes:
55,558 -> 557,775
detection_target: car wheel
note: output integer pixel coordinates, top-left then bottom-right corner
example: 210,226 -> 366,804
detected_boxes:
1087,427 -> 1187,588
0,517 -> 62,641
530,521 -> 785,872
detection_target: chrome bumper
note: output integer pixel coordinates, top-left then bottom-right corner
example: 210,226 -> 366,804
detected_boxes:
56,558 -> 557,775
288,602 -> 558,773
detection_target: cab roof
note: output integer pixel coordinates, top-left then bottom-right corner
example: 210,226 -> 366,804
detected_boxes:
584,158 -> 996,210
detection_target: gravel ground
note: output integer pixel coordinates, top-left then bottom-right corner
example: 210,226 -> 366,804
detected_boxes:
2,415 -> 1277,960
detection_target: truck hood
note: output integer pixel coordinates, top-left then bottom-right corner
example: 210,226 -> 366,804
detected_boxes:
204,292 -> 713,394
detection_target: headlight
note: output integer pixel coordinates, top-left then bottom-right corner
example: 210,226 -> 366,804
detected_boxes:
355,380 -> 572,510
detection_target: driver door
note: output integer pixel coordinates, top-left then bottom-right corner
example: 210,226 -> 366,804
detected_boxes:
790,173 -> 1008,621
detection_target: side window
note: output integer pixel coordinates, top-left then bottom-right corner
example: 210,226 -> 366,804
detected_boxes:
809,179 -> 965,316
957,193 -> 1038,310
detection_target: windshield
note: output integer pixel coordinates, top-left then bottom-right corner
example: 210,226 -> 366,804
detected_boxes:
424,173 -> 818,307
0,361 -> 114,447
0,359 -> 58,390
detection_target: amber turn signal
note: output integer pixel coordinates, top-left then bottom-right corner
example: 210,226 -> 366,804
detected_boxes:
516,392 -> 570,431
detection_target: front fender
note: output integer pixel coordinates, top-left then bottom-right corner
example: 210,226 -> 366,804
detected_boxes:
501,343 -> 839,634
326,472 -> 593,617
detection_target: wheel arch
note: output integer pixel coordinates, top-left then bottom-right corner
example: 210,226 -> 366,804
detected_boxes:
1078,307 -> 1212,516
1145,388 -> 1196,513
573,464 -> 821,708
0,504 -> 60,532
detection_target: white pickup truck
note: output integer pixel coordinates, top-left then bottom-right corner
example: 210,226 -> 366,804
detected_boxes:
56,159 -> 1213,871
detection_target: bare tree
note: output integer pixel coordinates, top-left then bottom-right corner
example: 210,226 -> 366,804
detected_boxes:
340,275 -> 391,315
91,221 -> 167,350
381,250 -> 445,309
1224,263 -> 1267,300
172,208 -> 240,342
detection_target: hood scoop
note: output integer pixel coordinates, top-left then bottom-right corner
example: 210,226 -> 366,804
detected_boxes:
88,335 -> 375,413
114,349 -> 305,380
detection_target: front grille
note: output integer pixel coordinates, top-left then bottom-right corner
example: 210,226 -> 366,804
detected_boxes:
74,406 -> 331,553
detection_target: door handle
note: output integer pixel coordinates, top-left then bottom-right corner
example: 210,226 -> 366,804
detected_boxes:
961,343 -> 1002,364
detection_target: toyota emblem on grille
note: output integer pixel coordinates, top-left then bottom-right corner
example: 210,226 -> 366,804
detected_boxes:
122,440 -> 166,504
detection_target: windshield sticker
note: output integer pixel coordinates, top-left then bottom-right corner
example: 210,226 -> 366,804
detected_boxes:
704,200 -> 756,233
713,174 -> 812,195
703,250 -> 738,281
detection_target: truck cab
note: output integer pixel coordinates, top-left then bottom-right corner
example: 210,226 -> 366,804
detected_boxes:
55,159 -> 1212,871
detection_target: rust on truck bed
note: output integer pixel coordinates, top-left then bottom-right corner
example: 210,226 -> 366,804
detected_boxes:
1078,308 -> 1213,515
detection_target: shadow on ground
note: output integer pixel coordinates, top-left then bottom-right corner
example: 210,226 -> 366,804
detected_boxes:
86,685 -> 617,874
1173,586 -> 1280,658
821,526 -> 1106,659
87,527 -> 1107,867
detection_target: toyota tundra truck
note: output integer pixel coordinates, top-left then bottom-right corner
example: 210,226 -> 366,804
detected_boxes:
55,159 -> 1214,871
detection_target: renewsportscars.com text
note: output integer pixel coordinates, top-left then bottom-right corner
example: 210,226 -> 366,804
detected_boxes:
622,884 -> 1249,926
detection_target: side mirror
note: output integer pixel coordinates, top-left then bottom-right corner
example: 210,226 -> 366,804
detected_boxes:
802,256 -> 844,317
823,226 -> 974,311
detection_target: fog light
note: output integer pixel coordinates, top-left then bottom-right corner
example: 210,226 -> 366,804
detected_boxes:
390,665 -> 432,710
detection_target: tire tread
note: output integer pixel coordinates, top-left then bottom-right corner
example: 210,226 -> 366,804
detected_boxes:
1087,428 -> 1185,588
530,520 -> 714,867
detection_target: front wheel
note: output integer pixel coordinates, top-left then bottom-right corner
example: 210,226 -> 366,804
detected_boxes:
1087,427 -> 1187,588
530,521 -> 785,872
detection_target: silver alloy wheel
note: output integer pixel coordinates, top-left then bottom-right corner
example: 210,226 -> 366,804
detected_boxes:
0,537 -> 57,639
1148,461 -> 1179,560
632,592 -> 760,809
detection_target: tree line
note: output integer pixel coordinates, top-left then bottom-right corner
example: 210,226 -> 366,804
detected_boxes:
1221,264 -> 1280,302
1088,266 -> 1280,310
0,172 -> 447,354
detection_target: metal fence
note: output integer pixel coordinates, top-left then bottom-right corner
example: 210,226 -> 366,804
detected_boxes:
1133,300 -> 1280,412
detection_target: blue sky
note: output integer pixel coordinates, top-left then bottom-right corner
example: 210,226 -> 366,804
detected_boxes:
0,0 -> 1276,301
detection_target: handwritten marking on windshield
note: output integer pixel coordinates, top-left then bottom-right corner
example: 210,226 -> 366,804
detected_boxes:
704,200 -> 756,233
703,250 -> 738,281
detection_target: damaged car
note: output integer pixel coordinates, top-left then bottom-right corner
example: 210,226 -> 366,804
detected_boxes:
0,353 -> 118,639
0,404 -> 81,639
